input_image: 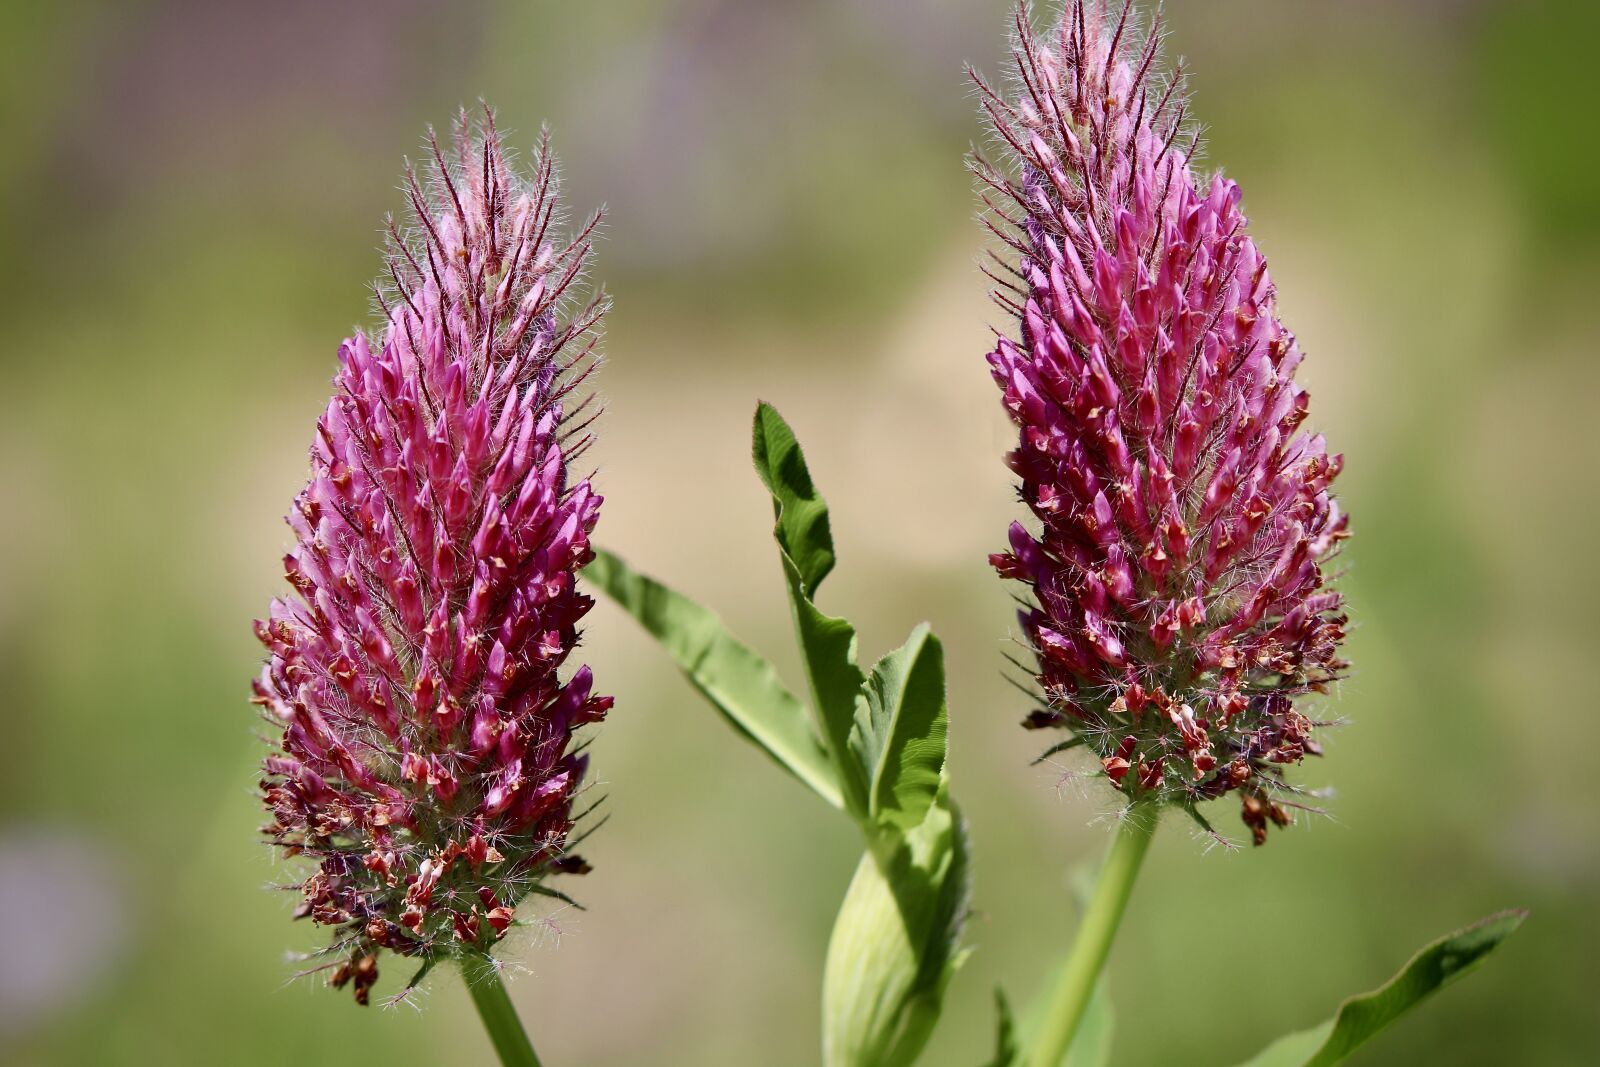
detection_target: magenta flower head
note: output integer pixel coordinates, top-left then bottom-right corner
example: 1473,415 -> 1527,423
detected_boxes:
252,109 -> 611,1002
974,2 -> 1348,843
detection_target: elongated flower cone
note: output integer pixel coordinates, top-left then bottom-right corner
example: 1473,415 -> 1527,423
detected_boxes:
253,110 -> 612,1002
973,2 -> 1348,843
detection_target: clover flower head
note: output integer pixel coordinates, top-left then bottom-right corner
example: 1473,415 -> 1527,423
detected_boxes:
973,2 -> 1349,842
252,108 -> 611,1001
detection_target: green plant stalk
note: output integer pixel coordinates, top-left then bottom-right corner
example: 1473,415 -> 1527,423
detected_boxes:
462,952 -> 543,1067
1028,802 -> 1158,1067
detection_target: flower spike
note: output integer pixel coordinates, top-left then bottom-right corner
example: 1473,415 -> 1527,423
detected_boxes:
974,2 -> 1348,842
253,108 -> 611,1002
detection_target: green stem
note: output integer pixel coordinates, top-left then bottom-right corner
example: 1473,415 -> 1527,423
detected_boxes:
1027,802 -> 1158,1067
462,951 -> 543,1067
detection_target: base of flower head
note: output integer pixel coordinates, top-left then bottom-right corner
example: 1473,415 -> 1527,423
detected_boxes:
265,749 -> 601,1005
1026,684 -> 1326,845
289,841 -> 591,1005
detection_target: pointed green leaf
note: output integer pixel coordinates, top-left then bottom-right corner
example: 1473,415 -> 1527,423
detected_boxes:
750,403 -> 870,817
747,402 -> 972,1064
851,623 -> 949,832
783,555 -> 870,817
986,976 -> 1112,1067
1233,910 -> 1527,1067
752,401 -> 836,596
985,990 -> 1021,1067
587,549 -> 843,810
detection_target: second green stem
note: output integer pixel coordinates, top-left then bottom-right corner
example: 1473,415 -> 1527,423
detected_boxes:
463,951 -> 544,1067
1028,801 -> 1158,1067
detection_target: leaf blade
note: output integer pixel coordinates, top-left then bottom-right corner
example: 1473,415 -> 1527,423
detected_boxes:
783,555 -> 870,816
853,623 -> 950,832
752,400 -> 836,596
587,549 -> 843,810
750,403 -> 870,816
1233,910 -> 1527,1067
984,990 -> 1021,1067
983,971 -> 1111,1067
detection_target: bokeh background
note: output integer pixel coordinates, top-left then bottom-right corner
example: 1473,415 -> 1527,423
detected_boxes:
2,0 -> 1595,1063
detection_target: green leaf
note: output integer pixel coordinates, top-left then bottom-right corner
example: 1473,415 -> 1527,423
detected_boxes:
752,401 -> 836,596
983,973 -> 1111,1067
852,623 -> 949,832
985,990 -> 1021,1067
1233,1027 -> 1330,1067
1233,909 -> 1527,1067
587,549 -> 843,810
823,782 -> 972,1067
783,555 -> 870,816
750,403 -> 870,817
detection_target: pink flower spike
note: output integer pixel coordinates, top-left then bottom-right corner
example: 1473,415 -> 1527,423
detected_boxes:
253,107 -> 611,1000
973,2 -> 1349,843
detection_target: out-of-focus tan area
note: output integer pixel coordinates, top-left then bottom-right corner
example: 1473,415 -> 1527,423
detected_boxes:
1,1 -> 1595,1063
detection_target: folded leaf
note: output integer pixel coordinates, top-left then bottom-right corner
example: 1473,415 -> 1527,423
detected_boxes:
751,403 -> 870,817
752,400 -> 836,597
852,623 -> 949,832
588,549 -> 843,810
823,781 -> 972,1067
747,402 -> 972,1067
783,555 -> 871,816
1233,909 -> 1527,1067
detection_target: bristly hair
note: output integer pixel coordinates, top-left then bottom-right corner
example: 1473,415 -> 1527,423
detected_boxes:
379,107 -> 609,468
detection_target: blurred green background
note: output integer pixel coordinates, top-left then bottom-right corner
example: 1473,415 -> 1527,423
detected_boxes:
2,0 -> 1595,1064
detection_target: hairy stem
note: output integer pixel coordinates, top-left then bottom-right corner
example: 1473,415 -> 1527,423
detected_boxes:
1028,802 -> 1158,1067
463,952 -> 543,1067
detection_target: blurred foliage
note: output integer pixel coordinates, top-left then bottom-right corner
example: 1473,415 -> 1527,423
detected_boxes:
0,1 -> 1595,1065
1478,0 -> 1600,257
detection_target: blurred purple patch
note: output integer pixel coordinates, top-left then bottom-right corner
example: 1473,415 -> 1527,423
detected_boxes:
0,826 -> 126,1035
